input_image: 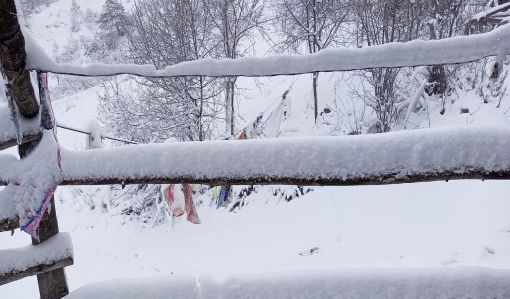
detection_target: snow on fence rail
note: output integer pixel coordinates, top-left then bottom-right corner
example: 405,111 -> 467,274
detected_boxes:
0,233 -> 73,286
26,24 -> 510,78
1,126 -> 509,187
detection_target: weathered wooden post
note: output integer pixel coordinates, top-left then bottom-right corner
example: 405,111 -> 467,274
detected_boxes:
0,1 -> 70,298
0,0 -> 38,117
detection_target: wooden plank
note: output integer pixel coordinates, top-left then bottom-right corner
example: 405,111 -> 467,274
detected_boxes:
0,233 -> 73,286
0,257 -> 73,286
53,127 -> 510,187
61,169 -> 510,187
0,100 -> 42,152
0,132 -> 42,152
1,127 -> 510,187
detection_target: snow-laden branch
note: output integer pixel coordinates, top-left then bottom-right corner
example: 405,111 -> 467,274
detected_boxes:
26,25 -> 510,78
471,2 -> 510,21
1,126 -> 509,187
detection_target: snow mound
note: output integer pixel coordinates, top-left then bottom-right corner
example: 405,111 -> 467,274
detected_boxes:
65,267 -> 510,299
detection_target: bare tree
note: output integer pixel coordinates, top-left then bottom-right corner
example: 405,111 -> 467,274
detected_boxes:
275,0 -> 349,122
349,0 -> 430,132
99,0 -> 223,143
203,0 -> 266,136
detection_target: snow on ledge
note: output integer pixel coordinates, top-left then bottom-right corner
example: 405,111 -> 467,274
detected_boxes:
25,25 -> 510,78
0,232 -> 73,277
65,267 -> 510,299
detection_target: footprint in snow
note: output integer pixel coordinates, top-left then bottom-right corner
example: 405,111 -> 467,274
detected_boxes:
299,247 -> 320,256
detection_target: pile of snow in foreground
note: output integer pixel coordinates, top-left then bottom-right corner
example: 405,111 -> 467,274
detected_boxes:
64,267 -> 510,299
2,180 -> 510,298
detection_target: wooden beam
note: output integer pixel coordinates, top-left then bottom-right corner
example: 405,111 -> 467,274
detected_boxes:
0,257 -> 73,286
29,25 -> 510,78
0,127 -> 507,187
0,0 -> 39,118
31,198 -> 71,299
60,169 -> 510,187
0,233 -> 73,287
0,132 -> 42,151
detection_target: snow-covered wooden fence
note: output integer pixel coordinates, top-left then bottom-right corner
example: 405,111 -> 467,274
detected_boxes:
0,2 -> 70,298
1,0 -> 510,297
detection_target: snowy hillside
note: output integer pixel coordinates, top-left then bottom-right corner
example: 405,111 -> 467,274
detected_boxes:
1,0 -> 510,298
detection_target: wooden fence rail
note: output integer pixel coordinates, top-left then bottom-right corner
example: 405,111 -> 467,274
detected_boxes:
0,127 -> 509,188
26,23 -> 510,78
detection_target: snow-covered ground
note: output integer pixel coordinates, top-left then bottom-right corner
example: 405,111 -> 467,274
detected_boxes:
2,179 -> 510,298
1,0 -> 510,298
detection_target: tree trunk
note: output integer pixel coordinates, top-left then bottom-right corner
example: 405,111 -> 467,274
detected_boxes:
199,76 -> 204,141
0,0 -> 39,118
426,22 -> 448,96
312,72 -> 319,122
225,80 -> 232,136
225,78 -> 236,136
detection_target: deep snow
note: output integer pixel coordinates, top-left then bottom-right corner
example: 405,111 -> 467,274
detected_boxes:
1,0 -> 510,298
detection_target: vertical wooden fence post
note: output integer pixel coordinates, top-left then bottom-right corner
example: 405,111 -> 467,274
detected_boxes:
19,140 -> 70,299
1,1 -> 70,298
